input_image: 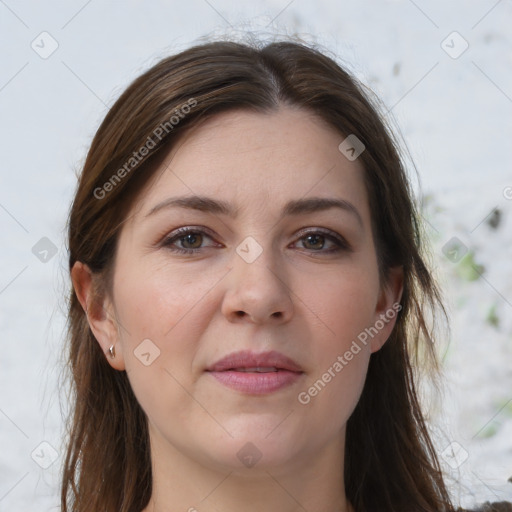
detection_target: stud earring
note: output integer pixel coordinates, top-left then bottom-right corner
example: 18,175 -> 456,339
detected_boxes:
108,344 -> 116,359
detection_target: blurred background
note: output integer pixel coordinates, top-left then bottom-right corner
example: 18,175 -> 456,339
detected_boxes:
0,0 -> 511,510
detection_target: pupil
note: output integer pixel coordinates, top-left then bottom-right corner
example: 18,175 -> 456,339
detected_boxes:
306,234 -> 323,249
184,233 -> 201,248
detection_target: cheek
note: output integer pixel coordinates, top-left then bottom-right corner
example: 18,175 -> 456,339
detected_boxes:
293,263 -> 377,417
296,296 -> 372,438
114,260 -> 218,341
112,261 -> 225,403
112,268 -> 212,427
300,262 -> 380,344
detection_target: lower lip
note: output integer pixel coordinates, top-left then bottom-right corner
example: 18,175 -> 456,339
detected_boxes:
207,370 -> 303,394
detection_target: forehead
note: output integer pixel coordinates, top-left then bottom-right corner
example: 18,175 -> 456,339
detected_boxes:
131,106 -> 371,225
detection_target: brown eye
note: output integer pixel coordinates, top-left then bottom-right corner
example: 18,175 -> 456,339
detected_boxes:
294,229 -> 351,254
161,227 -> 218,254
179,232 -> 203,249
302,233 -> 326,250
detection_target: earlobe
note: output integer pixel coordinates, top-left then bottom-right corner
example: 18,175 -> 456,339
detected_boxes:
370,266 -> 404,353
70,261 -> 125,370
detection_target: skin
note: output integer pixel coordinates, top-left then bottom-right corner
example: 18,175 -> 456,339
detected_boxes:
72,106 -> 403,512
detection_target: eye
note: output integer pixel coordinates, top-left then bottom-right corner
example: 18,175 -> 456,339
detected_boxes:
292,229 -> 351,254
161,227 -> 218,254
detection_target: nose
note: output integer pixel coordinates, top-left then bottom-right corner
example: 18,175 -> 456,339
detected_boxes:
221,243 -> 294,325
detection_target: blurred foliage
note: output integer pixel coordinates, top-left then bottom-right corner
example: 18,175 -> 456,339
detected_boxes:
486,303 -> 500,328
496,398 -> 512,418
456,251 -> 485,282
477,422 -> 498,439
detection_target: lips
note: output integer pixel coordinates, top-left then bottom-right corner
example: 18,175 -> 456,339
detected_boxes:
233,367 -> 278,372
206,350 -> 303,373
205,350 -> 304,394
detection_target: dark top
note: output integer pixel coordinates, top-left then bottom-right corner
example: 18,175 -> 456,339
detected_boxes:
461,502 -> 512,512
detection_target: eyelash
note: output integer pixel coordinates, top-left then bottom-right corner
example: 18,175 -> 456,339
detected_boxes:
160,226 -> 351,255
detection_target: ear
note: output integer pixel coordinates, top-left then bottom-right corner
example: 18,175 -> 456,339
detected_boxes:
370,266 -> 404,354
71,261 -> 125,370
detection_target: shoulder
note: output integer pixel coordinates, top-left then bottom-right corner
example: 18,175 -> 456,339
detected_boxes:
458,502 -> 512,512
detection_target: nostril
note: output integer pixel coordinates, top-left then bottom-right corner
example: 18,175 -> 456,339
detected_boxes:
233,311 -> 282,319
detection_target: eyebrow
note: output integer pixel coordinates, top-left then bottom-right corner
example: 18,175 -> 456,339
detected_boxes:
145,195 -> 363,227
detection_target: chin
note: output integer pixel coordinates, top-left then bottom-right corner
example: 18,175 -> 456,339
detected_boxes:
200,421 -> 305,472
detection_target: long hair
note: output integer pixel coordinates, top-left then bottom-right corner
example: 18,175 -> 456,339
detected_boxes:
63,38 -> 454,512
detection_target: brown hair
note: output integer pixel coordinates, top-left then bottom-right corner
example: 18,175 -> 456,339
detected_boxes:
63,38 -> 455,512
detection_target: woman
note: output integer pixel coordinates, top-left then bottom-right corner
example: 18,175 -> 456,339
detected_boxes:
62,38 -> 511,512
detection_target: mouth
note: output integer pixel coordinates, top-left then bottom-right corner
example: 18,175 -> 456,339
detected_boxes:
205,350 -> 304,395
230,367 -> 279,372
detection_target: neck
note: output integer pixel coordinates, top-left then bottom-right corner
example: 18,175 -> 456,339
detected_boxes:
143,427 -> 353,512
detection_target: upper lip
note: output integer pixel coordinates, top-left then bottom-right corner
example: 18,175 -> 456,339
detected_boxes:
206,350 -> 303,372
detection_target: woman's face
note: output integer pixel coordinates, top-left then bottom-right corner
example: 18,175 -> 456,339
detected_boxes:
94,107 -> 401,474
